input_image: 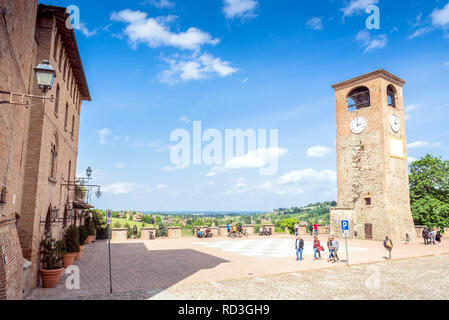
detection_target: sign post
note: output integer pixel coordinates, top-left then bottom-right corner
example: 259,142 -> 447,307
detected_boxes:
107,209 -> 113,294
341,220 -> 349,265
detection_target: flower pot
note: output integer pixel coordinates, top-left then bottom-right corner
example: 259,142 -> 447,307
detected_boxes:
89,235 -> 95,242
40,268 -> 63,288
75,245 -> 85,260
91,234 -> 96,242
63,252 -> 77,268
85,236 -> 92,245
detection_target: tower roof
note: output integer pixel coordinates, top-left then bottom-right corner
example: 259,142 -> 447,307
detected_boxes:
331,69 -> 406,92
38,4 -> 91,101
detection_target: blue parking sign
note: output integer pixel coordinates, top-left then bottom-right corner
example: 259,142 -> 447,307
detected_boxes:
341,220 -> 349,231
107,209 -> 112,225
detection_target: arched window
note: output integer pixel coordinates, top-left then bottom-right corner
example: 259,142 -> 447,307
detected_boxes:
63,59 -> 68,81
387,84 -> 396,108
53,33 -> 59,60
347,86 -> 371,112
44,205 -> 52,238
71,115 -> 75,139
54,84 -> 60,116
64,103 -> 69,130
50,133 -> 58,180
58,49 -> 64,71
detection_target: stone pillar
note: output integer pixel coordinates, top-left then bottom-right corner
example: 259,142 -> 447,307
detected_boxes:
444,228 -> 449,238
243,225 -> 255,235
210,227 -> 219,237
167,227 -> 182,239
219,225 -> 228,236
141,227 -> 157,240
262,224 -> 275,235
111,228 -> 128,241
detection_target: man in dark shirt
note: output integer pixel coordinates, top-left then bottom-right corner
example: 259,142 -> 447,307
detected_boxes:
295,235 -> 304,261
422,228 -> 429,245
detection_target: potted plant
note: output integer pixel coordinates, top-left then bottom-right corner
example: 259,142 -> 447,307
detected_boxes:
62,224 -> 80,268
76,225 -> 89,260
84,216 -> 95,244
40,238 -> 65,288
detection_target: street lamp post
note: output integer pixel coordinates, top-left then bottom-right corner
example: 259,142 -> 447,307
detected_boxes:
4,60 -> 56,107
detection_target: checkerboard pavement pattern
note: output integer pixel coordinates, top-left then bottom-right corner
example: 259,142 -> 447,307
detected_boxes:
193,239 -> 367,258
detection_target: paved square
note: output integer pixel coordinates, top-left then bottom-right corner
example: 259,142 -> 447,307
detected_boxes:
193,239 -> 367,258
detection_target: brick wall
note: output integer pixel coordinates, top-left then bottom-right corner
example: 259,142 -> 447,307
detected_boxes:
18,10 -> 86,296
0,0 -> 38,300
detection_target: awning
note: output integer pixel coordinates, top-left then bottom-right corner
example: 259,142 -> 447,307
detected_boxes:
73,200 -> 94,209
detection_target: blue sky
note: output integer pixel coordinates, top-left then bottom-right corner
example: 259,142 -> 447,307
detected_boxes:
41,0 -> 449,211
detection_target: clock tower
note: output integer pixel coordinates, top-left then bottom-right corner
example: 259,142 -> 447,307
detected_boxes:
330,69 -> 416,241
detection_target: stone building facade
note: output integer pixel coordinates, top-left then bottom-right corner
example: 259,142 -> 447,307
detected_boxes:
330,70 -> 416,242
0,1 -> 91,299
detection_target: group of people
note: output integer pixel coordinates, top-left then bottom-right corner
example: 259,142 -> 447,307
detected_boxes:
295,233 -> 397,261
226,223 -> 243,236
196,227 -> 212,238
294,222 -> 319,236
422,227 -> 442,245
294,234 -> 340,262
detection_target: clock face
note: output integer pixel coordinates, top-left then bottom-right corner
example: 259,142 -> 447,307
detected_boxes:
390,114 -> 400,133
350,117 -> 367,134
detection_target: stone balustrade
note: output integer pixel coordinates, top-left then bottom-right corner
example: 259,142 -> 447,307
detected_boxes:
111,228 -> 128,241
210,227 -> 219,237
262,224 -> 275,235
141,227 -> 157,240
243,225 -> 255,235
167,226 -> 182,239
219,225 -> 228,236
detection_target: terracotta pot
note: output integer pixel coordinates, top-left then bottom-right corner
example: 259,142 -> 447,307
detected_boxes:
63,252 -> 77,268
85,236 -> 92,245
91,234 -> 96,242
40,268 -> 63,288
75,245 -> 85,260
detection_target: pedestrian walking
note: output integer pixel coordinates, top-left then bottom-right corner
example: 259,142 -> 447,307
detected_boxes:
436,228 -> 442,246
295,235 -> 304,261
308,224 -> 313,236
327,235 -> 333,262
313,223 -> 318,236
133,225 -> 138,239
331,236 -> 340,263
430,229 -> 436,245
383,235 -> 393,260
294,222 -> 299,236
422,228 -> 429,245
313,236 -> 322,260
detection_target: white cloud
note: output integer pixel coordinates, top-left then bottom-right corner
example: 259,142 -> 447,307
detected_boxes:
307,146 -> 331,158
97,128 -> 112,144
114,162 -> 127,169
306,17 -> 323,31
159,52 -> 238,84
162,163 -> 190,171
431,2 -> 449,27
146,0 -> 175,9
404,104 -> 419,120
223,0 -> 259,19
102,182 -> 137,195
342,0 -> 379,17
156,184 -> 168,189
178,116 -> 191,123
206,147 -> 287,176
408,141 -> 441,149
79,23 -> 98,37
355,30 -> 387,53
409,26 -> 433,39
408,156 -> 418,164
111,9 -> 219,51
277,168 -> 336,185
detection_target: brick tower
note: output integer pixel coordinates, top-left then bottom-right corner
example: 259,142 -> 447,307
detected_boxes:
329,69 -> 416,241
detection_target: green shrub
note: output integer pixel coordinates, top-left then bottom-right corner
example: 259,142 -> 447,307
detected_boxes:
114,221 -> 122,228
40,238 -> 65,270
78,225 -> 89,245
91,210 -> 109,239
64,225 -> 80,253
280,218 -> 298,235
